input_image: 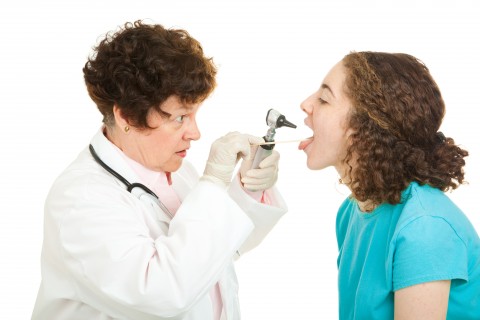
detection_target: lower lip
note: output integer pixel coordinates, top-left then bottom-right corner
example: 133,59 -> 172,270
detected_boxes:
176,150 -> 187,158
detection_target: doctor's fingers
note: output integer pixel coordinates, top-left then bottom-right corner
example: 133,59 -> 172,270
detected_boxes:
258,150 -> 280,168
222,132 -> 264,154
225,133 -> 261,157
241,168 -> 278,193
242,165 -> 277,180
211,133 -> 267,168
241,173 -> 278,191
231,134 -> 265,160
221,131 -> 261,143
242,150 -> 279,178
242,182 -> 271,192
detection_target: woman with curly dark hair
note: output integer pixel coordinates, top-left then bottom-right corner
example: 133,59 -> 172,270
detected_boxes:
299,51 -> 480,319
32,20 -> 287,320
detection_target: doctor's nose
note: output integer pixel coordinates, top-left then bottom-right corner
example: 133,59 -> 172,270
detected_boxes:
185,118 -> 201,141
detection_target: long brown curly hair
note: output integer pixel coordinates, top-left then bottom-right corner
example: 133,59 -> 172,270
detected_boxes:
83,20 -> 217,129
342,51 -> 468,207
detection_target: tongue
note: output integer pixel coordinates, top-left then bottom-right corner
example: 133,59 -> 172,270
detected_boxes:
298,138 -> 313,150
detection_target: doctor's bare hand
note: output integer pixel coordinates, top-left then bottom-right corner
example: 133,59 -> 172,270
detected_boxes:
202,132 -> 264,187
240,149 -> 279,191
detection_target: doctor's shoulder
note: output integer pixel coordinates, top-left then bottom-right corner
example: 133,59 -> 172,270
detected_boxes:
45,147 -> 134,210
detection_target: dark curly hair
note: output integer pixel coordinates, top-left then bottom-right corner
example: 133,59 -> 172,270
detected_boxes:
83,20 -> 217,129
342,51 -> 468,207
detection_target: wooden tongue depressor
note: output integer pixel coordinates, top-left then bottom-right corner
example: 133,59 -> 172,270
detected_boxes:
252,138 -> 312,146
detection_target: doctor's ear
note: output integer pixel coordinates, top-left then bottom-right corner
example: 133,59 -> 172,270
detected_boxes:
112,105 -> 131,133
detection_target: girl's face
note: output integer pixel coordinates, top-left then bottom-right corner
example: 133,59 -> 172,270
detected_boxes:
116,95 -> 201,173
299,60 -> 352,175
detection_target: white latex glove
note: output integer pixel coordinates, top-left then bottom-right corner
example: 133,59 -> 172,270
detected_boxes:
202,132 -> 264,187
240,147 -> 280,192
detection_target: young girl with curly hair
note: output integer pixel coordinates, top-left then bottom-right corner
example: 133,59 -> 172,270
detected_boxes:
299,51 -> 480,319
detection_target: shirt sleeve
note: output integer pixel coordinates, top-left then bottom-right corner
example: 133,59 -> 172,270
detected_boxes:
392,215 -> 468,291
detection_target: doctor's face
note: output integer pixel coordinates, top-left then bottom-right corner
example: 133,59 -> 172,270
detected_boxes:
124,95 -> 201,172
299,61 -> 352,174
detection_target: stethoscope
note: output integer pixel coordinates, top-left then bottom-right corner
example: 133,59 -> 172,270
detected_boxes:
89,144 -> 174,219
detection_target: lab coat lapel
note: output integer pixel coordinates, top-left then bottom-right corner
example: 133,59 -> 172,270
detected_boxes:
171,167 -> 196,202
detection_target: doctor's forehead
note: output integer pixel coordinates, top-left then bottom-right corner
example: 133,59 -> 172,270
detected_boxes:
159,96 -> 196,113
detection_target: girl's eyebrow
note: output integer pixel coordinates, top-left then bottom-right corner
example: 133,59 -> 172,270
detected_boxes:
321,83 -> 335,98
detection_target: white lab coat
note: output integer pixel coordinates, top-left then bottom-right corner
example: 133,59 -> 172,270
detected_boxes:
31,129 -> 287,320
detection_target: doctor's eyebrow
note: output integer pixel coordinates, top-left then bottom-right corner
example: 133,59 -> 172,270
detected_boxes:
173,104 -> 194,114
321,83 -> 336,98
159,104 -> 194,118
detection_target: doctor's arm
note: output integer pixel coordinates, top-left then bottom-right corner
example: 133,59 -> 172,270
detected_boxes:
229,149 -> 287,256
57,178 -> 254,319
202,132 -> 287,256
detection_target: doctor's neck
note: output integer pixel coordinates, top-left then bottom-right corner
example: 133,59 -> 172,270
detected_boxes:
103,125 -> 127,152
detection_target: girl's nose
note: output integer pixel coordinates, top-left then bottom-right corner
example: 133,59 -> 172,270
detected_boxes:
300,98 -> 313,115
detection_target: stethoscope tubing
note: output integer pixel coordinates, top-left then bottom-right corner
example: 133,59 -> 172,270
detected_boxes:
89,144 -> 174,219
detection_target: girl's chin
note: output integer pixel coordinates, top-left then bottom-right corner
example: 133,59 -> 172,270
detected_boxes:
306,157 -> 328,171
306,159 -> 318,170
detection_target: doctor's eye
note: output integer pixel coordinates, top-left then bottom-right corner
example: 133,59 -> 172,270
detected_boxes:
174,115 -> 186,123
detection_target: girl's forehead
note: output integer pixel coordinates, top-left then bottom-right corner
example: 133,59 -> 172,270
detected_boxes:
323,62 -> 346,91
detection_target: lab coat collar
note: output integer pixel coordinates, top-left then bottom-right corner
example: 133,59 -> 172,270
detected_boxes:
90,127 -> 142,187
89,127 -> 194,223
90,128 -> 176,222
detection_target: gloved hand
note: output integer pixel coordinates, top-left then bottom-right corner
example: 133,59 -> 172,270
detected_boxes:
240,146 -> 280,192
202,132 -> 264,188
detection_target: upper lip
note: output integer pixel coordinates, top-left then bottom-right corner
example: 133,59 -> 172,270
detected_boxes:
177,147 -> 189,153
304,117 -> 313,130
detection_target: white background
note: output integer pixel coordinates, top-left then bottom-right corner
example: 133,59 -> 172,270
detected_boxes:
1,1 -> 479,319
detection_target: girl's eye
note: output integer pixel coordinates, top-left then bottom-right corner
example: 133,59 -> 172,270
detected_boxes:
318,97 -> 327,104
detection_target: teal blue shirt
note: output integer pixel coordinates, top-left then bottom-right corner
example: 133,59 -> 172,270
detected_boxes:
336,182 -> 480,319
